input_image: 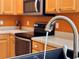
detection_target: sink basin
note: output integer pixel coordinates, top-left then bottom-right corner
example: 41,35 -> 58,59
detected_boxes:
10,48 -> 78,59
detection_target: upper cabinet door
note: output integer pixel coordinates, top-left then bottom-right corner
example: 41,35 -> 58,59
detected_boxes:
0,0 -> 3,14
59,0 -> 76,12
3,0 -> 14,14
0,0 -> 23,15
45,0 -> 58,13
15,0 -> 23,15
0,0 -> 2,14
76,0 -> 79,12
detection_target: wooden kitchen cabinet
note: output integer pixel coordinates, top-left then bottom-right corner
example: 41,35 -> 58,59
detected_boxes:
0,40 -> 8,59
8,34 -> 15,57
0,34 -> 9,59
3,0 -> 14,14
0,0 -> 23,15
32,41 -> 57,53
45,0 -> 77,13
45,0 -> 57,13
0,34 -> 15,59
0,0 -> 2,14
0,0 -> 1,14
32,41 -> 44,52
76,0 -> 79,12
15,0 -> 23,15
0,0 -> 3,14
59,0 -> 76,12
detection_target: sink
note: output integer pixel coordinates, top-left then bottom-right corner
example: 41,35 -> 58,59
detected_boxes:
10,48 -> 78,59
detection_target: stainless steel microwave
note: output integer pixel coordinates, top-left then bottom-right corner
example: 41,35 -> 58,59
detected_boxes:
23,0 -> 44,15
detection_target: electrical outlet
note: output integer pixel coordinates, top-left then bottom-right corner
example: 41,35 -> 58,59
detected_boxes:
56,23 -> 59,29
0,20 -> 4,25
26,20 -> 30,26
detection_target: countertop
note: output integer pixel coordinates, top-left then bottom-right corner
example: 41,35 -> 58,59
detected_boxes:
0,29 -> 32,34
32,31 -> 79,51
0,26 -> 34,34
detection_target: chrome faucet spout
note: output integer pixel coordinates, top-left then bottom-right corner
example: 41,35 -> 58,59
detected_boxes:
45,15 -> 79,59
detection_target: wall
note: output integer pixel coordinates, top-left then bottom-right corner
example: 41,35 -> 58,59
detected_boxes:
57,13 -> 79,32
0,14 -> 79,32
20,13 -> 79,32
0,15 -> 19,26
20,16 -> 52,27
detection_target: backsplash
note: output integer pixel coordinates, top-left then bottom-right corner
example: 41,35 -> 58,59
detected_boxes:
0,15 -> 19,26
0,15 -> 21,30
19,14 -> 79,32
57,13 -> 79,32
20,16 -> 52,27
0,14 -> 79,32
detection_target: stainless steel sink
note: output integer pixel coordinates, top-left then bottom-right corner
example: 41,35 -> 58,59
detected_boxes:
10,48 -> 78,59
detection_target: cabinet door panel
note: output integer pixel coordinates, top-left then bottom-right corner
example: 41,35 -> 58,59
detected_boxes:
45,0 -> 57,13
76,0 -> 79,12
8,34 -> 15,57
9,38 -> 15,57
0,0 -> 4,14
32,41 -> 44,51
59,0 -> 76,12
0,40 -> 8,59
15,0 -> 23,14
0,0 -> 2,14
3,0 -> 13,14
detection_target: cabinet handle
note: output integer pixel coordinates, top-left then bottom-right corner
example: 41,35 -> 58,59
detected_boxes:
34,45 -> 38,48
52,9 -> 56,12
59,8 -> 61,11
54,9 -> 56,11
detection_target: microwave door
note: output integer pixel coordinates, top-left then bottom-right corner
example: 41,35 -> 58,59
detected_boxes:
24,1 -> 36,13
24,0 -> 41,15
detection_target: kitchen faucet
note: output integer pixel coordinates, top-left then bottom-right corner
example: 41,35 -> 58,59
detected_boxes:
45,15 -> 79,59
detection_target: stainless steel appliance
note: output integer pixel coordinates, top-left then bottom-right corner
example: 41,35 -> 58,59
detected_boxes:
23,0 -> 44,15
15,33 -> 33,56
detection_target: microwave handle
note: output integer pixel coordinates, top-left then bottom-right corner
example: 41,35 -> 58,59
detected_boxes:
35,0 -> 38,12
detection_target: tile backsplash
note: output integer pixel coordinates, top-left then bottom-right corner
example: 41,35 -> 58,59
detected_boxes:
19,14 -> 79,32
0,15 -> 19,26
0,14 -> 79,33
0,15 -> 20,30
